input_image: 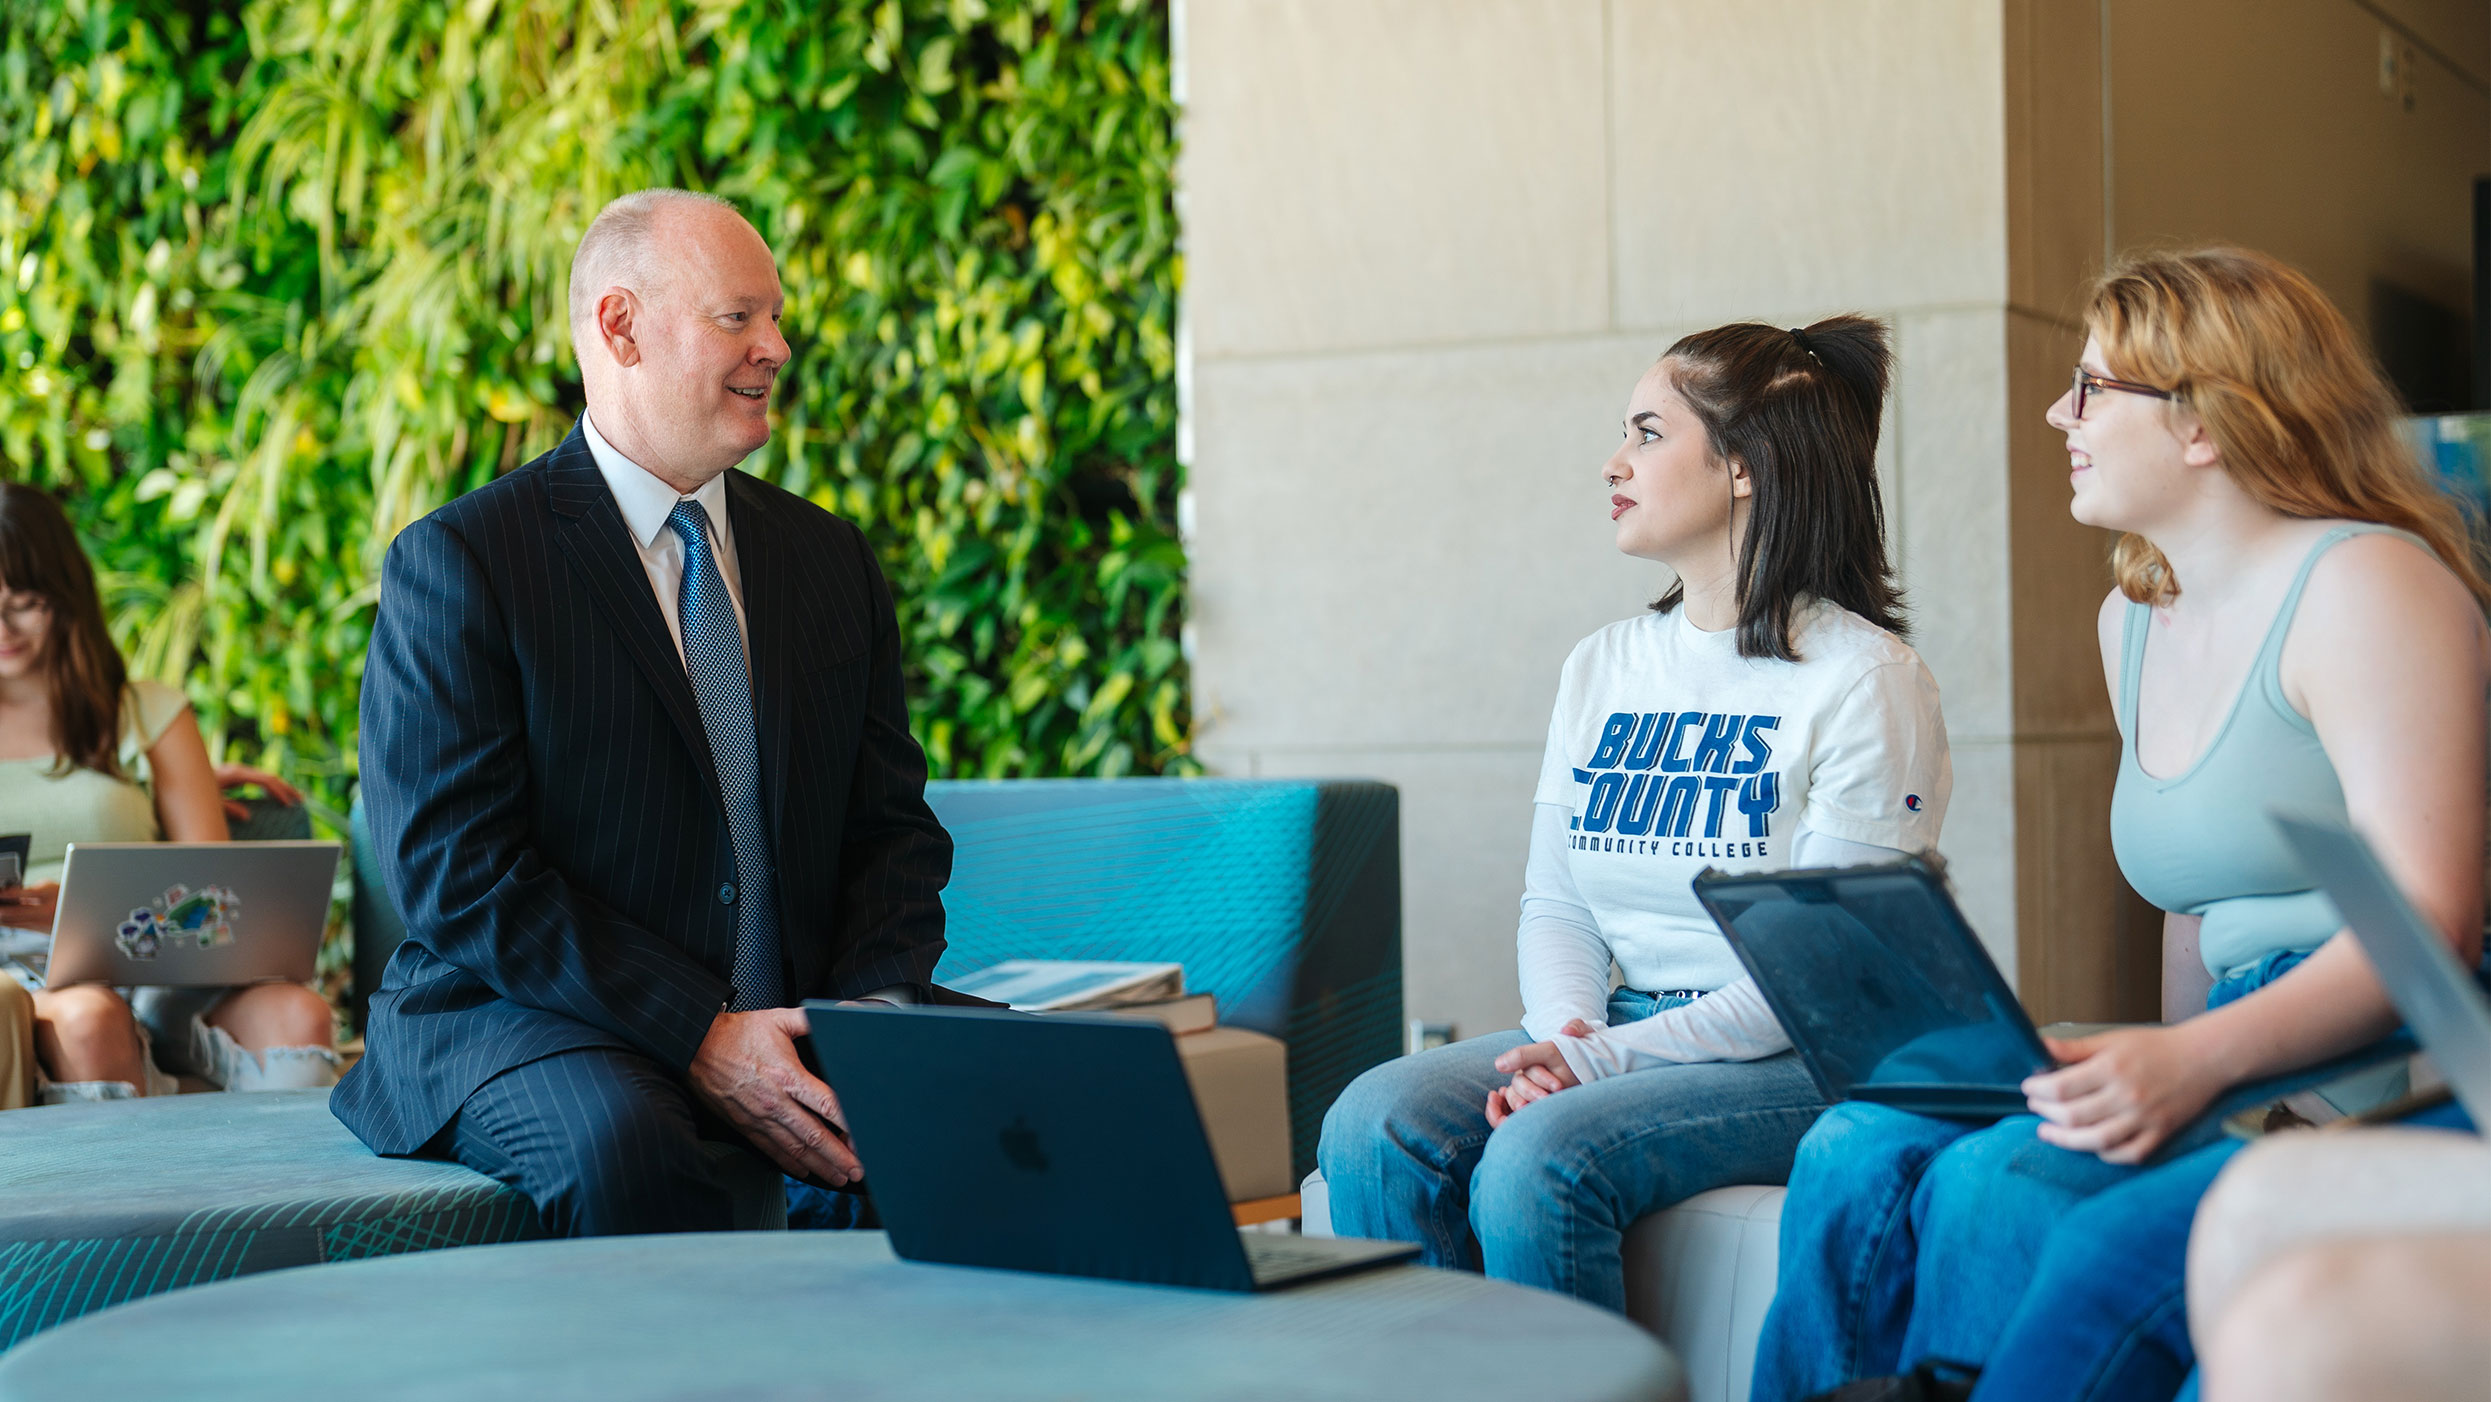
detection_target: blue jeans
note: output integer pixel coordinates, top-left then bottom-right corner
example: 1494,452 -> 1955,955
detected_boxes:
1751,955 -> 2307,1402
1749,1106 -> 2136,1401
1318,990 -> 1828,1312
1971,1096 -> 2477,1402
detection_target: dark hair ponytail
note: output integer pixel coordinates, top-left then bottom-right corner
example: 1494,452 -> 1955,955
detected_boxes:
0,483 -> 128,777
1651,314 -> 1905,660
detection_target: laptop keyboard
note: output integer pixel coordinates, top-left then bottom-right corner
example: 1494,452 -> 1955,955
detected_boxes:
1241,1233 -> 1378,1282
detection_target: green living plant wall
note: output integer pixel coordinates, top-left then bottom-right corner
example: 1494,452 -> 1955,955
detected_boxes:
0,0 -> 1189,867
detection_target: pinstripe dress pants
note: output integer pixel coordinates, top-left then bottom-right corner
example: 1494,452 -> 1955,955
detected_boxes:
434,1046 -> 743,1237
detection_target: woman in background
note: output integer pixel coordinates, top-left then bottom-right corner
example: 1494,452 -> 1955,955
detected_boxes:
0,482 -> 336,1101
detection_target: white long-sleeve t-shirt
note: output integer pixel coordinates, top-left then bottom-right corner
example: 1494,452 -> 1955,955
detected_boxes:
1516,600 -> 1952,1081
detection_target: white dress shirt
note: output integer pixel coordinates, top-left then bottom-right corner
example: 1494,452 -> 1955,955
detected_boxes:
581,411 -> 748,668
579,412 -> 915,1008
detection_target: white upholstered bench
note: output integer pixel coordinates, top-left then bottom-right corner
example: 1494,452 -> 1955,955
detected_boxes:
1300,1171 -> 1784,1402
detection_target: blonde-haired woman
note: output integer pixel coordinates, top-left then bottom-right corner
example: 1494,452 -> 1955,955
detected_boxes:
1752,247 -> 2487,1402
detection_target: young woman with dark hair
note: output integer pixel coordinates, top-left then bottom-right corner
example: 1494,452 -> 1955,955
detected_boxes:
1752,248 -> 2487,1402
0,483 -> 339,1101
1317,317 -> 1954,1309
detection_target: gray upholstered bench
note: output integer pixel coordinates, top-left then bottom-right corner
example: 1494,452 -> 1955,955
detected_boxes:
1301,1172 -> 1785,1402
0,1232 -> 1687,1401
0,1087 -> 783,1350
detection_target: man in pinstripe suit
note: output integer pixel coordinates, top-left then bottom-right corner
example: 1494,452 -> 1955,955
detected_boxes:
332,189 -> 953,1236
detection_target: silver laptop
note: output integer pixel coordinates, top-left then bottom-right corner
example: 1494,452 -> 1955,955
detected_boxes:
2272,812 -> 2491,1129
43,841 -> 341,988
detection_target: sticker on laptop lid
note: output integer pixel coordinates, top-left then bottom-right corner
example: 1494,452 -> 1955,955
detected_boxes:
114,884 -> 240,961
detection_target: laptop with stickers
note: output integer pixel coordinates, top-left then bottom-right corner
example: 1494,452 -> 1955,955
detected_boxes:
42,841 -> 340,988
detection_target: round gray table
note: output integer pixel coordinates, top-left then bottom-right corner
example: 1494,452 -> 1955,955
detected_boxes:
0,1232 -> 1684,1402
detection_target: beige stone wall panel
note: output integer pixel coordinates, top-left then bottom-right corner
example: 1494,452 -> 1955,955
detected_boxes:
1606,0 -> 2009,329
1941,736 -> 2020,976
1187,338 -> 1673,753
1180,0 -> 1612,359
1893,307 -> 2015,741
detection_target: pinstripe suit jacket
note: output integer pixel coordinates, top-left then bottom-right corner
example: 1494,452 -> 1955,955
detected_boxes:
332,425 -> 952,1155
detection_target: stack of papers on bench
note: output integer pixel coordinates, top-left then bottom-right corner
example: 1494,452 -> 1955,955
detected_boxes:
947,959 -> 1186,1012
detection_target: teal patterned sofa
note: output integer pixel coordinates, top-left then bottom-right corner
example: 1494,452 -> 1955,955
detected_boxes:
0,1090 -> 784,1351
0,777 -> 1400,1349
2,1090 -> 537,1351
926,778 -> 1403,1182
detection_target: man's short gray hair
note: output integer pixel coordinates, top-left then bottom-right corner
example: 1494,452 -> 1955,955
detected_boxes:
568,188 -> 739,336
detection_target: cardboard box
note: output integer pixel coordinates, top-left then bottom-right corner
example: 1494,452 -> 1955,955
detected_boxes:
1174,1026 -> 1292,1202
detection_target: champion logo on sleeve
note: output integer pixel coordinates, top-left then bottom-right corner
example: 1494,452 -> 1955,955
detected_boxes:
1904,794 -> 1923,812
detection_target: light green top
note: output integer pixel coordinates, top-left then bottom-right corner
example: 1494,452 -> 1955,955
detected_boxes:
0,679 -> 190,886
2109,524 -> 2419,981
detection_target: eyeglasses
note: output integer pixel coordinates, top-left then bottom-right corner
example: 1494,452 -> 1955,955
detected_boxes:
0,594 -> 51,630
2070,366 -> 2174,421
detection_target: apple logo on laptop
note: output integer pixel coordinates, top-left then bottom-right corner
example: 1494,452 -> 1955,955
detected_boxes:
999,1116 -> 1049,1173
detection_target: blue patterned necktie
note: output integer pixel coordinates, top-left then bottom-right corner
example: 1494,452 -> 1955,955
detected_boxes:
666,499 -> 783,1011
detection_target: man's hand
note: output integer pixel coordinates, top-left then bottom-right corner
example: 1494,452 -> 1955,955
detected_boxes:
1483,1019 -> 1591,1128
2023,1024 -> 2224,1165
689,1007 -> 863,1186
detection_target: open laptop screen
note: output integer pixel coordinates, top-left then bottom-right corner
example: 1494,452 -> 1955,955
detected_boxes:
2272,811 -> 2491,1130
1695,864 -> 2048,1097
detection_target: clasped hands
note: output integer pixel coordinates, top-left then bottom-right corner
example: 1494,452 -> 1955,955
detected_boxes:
1483,1019 -> 1594,1127
690,1005 -> 864,1187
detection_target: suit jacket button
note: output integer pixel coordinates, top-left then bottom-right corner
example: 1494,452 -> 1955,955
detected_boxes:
719,882 -> 737,905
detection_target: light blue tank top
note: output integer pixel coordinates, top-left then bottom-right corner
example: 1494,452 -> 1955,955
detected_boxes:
2110,524 -> 2422,980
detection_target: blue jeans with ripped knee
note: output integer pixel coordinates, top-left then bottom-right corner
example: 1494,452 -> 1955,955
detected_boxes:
1318,989 -> 1828,1312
